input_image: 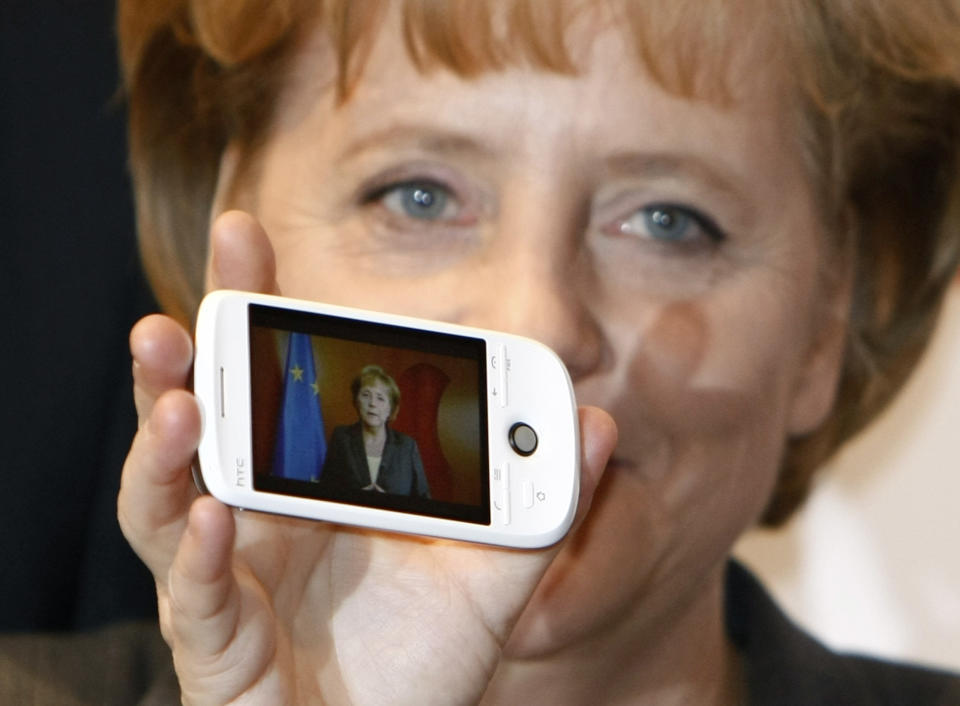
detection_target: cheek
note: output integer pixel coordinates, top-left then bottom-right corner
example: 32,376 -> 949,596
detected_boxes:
627,300 -> 791,438
508,296 -> 805,655
619,295 -> 804,536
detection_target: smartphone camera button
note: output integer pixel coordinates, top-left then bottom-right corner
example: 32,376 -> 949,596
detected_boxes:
522,481 -> 535,508
508,422 -> 538,456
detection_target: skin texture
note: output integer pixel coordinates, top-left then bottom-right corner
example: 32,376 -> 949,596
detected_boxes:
119,11 -> 850,706
357,381 -> 391,435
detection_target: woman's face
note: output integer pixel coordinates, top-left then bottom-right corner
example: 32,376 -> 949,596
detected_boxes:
355,379 -> 393,432
212,14 -> 847,655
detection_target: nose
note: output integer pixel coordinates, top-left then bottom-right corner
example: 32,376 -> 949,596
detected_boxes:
457,209 -> 607,382
504,265 -> 604,380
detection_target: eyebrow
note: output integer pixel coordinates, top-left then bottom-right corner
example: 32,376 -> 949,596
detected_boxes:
603,151 -> 748,199
338,124 -> 499,162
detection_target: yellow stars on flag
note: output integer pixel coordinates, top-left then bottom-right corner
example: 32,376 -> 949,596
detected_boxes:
289,364 -> 320,396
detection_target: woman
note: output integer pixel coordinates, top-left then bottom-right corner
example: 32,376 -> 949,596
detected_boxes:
320,365 -> 430,497
117,1 -> 960,703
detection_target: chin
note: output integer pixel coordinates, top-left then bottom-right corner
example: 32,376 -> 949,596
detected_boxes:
500,591 -> 568,660
501,524 -> 623,660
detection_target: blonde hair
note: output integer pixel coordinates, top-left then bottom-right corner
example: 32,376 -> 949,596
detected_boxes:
351,364 -> 401,422
118,0 -> 960,524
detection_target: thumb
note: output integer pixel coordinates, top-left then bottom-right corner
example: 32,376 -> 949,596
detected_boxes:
209,210 -> 281,295
571,405 -> 617,528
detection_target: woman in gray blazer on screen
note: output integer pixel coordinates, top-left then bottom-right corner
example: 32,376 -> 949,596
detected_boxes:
320,365 -> 430,499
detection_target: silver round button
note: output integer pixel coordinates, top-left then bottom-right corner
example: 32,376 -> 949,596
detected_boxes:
508,422 -> 538,456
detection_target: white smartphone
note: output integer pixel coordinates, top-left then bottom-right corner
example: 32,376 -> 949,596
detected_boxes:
194,290 -> 580,548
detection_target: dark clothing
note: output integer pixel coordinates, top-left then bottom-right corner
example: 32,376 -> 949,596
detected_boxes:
0,621 -> 177,706
727,561 -> 960,705
320,423 -> 431,498
3,565 -> 959,703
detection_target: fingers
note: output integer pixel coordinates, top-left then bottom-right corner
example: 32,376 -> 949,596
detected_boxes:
572,406 -> 618,524
209,210 -> 280,295
123,313 -> 201,576
119,387 -> 203,577
167,498 -> 280,701
123,207 -> 278,577
130,314 -> 194,425
168,496 -> 240,659
132,207 -> 278,423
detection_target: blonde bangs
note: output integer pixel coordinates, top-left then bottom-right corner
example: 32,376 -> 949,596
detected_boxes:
333,0 -> 748,103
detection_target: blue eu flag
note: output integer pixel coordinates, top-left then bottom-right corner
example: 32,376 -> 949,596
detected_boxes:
272,332 -> 327,481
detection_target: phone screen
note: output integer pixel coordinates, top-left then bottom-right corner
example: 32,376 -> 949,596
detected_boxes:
248,303 -> 490,524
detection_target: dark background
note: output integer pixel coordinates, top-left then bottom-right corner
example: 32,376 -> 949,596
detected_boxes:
1,1 -> 158,630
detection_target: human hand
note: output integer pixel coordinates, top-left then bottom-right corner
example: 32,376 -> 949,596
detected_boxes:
119,210 -> 617,705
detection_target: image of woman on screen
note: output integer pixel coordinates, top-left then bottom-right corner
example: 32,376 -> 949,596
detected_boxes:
319,365 -> 431,499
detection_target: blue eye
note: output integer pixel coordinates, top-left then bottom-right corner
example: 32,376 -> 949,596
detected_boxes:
617,204 -> 724,244
380,181 -> 452,221
646,207 -> 690,240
